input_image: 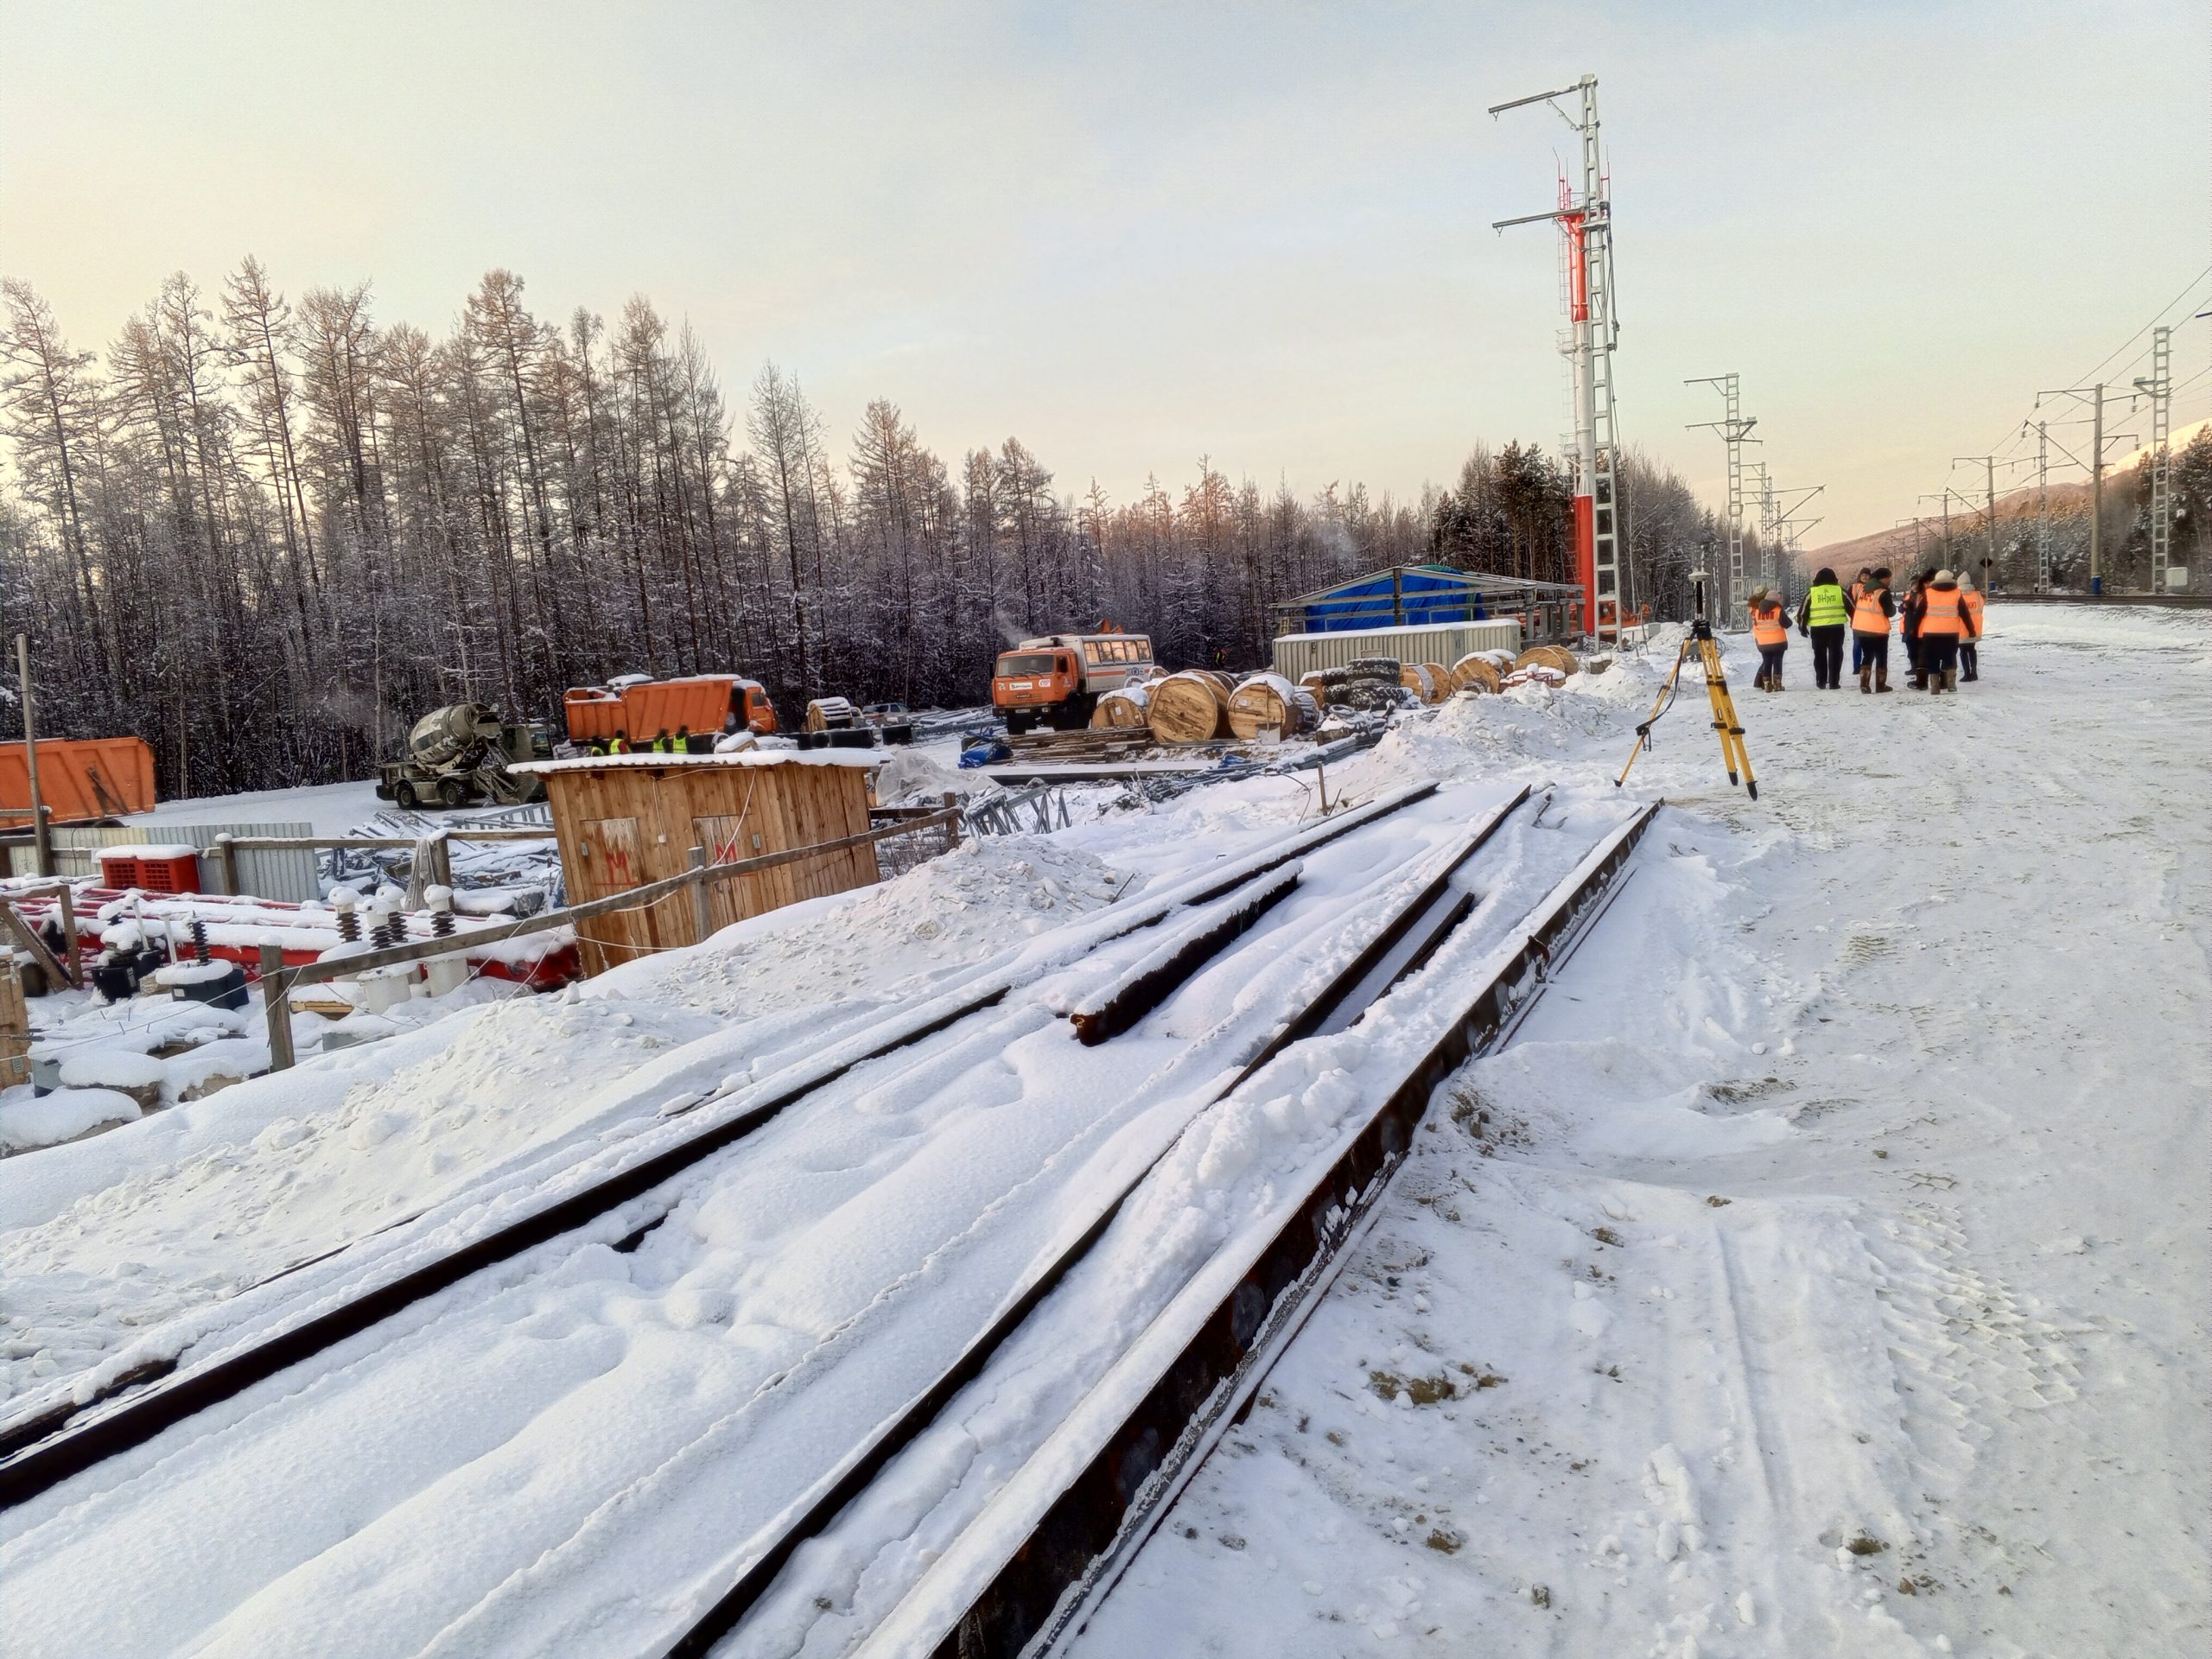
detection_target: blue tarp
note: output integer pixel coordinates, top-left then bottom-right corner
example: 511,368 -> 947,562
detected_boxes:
1299,567 -> 1489,632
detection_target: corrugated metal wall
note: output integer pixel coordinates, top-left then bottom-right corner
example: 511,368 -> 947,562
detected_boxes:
5,821 -> 321,901
1270,620 -> 1522,680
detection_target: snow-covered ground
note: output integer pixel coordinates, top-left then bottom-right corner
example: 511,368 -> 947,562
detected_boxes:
1071,605 -> 2212,1658
127,779 -> 391,836
0,607 -> 2202,1658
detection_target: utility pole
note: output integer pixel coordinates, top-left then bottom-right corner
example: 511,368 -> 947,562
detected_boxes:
1771,485 -> 1824,589
1491,73 -> 1621,640
2036,422 -> 2051,591
1918,492 -> 1952,568
2040,383 -> 2111,590
1687,374 -> 1758,627
15,634 -> 49,879
1743,461 -> 1777,590
1954,455 -> 1997,594
2033,416 -> 2136,594
2091,385 -> 2104,593
2136,325 -> 2172,592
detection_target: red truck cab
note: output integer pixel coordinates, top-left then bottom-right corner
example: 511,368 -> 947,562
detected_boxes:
992,632 -> 1154,733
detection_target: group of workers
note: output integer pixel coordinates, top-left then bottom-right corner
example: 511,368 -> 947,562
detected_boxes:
1747,565 -> 1985,695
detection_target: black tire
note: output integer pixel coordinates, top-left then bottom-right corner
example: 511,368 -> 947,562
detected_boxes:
392,779 -> 420,810
436,777 -> 468,808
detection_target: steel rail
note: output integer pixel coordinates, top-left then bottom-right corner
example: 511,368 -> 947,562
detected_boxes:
847,798 -> 1662,1659
656,786 -> 1535,1657
0,785 -> 1441,1510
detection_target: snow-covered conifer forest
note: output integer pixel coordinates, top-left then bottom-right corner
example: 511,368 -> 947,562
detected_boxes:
0,267 -> 1732,796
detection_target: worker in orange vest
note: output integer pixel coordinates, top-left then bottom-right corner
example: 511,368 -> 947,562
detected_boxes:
1848,567 -> 1872,678
1918,569 -> 1974,693
1959,580 -> 1986,681
1852,566 -> 1897,694
1748,586 -> 1790,691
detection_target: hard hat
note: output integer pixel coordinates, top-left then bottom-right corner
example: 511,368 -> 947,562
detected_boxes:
1933,569 -> 1955,582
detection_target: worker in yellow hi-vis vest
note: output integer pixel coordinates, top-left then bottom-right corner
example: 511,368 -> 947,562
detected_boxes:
1795,567 -> 1850,690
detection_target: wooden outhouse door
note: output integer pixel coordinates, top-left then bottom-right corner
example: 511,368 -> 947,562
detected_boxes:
578,815 -> 649,965
693,811 -> 765,929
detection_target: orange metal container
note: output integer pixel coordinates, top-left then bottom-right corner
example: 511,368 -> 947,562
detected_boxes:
0,737 -> 157,825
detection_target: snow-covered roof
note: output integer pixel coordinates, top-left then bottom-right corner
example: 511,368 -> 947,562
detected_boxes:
510,749 -> 882,778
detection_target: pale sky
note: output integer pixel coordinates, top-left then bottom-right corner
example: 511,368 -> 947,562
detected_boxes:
3,1 -> 2205,543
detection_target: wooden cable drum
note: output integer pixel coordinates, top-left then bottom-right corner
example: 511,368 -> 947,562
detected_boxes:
1147,670 -> 1234,743
1398,663 -> 1451,704
1225,673 -> 1319,741
1092,682 -> 1154,728
1513,645 -> 1581,677
804,696 -> 856,732
1449,652 -> 1504,695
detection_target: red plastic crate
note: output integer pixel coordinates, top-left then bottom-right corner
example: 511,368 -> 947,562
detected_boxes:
95,846 -> 202,894
93,849 -> 142,888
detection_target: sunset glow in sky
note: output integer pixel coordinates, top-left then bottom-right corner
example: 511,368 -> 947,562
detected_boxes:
4,1 -> 2204,542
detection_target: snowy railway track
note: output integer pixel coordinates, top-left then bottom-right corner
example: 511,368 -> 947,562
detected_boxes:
0,783 -> 1440,1509
0,783 -> 1657,1659
851,800 -> 1659,1659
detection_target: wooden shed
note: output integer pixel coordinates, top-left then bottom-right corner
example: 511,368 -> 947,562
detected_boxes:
516,751 -> 880,976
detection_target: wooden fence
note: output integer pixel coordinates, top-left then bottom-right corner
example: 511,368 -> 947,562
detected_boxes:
259,804 -> 963,1071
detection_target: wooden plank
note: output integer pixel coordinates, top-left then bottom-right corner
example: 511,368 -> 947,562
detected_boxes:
0,900 -> 71,991
0,960 -> 29,1088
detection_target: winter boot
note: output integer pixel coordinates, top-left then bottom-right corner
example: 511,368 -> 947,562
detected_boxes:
1875,666 -> 1892,693
1859,667 -> 1872,694
1943,669 -> 1958,693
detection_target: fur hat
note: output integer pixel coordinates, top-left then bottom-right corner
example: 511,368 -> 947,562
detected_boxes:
1933,569 -> 1955,583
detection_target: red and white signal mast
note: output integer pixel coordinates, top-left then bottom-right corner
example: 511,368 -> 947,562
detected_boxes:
1490,74 -> 1624,639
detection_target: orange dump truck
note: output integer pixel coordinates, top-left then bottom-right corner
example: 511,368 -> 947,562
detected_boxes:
991,632 -> 1155,733
563,676 -> 779,753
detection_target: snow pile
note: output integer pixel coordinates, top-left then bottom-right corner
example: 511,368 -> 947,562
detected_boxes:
0,990 -> 721,1405
1347,661 -> 1656,785
54,1047 -> 167,1095
598,834 -> 1128,1020
0,1088 -> 142,1154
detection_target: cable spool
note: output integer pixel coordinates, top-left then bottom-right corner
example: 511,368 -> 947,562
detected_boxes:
1449,652 -> 1504,695
1225,673 -> 1319,740
1398,662 -> 1452,704
1147,671 -> 1235,743
1514,645 -> 1581,677
1091,681 -> 1154,728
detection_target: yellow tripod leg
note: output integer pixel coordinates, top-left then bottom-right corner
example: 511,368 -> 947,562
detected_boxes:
1615,639 -> 1693,790
1699,639 -> 1758,799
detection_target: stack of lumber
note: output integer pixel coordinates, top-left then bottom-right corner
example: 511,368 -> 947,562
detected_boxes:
1007,726 -> 1154,760
1147,671 -> 1236,743
1225,673 -> 1322,740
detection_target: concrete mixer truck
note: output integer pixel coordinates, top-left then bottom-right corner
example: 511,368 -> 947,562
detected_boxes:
374,703 -> 551,810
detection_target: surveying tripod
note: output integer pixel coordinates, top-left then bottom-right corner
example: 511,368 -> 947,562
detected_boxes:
1615,572 -> 1758,799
